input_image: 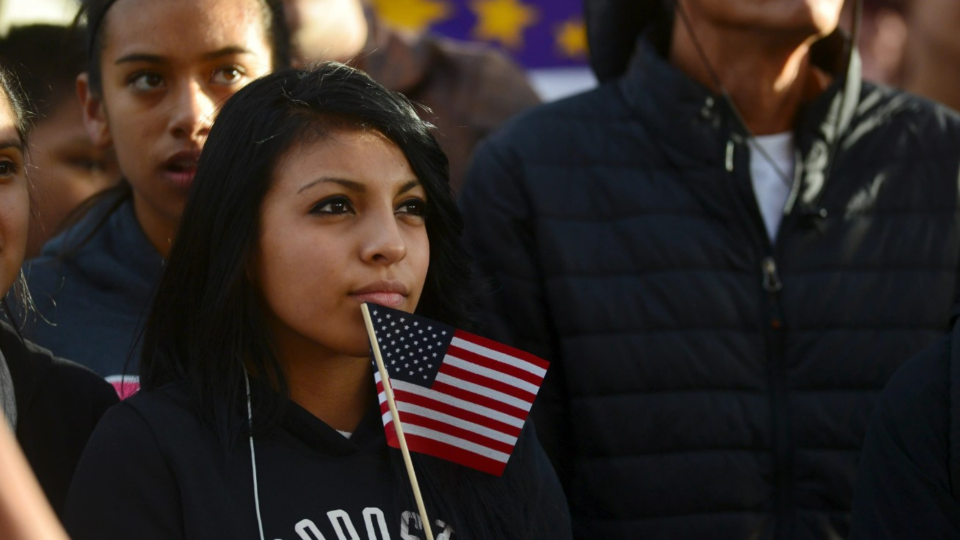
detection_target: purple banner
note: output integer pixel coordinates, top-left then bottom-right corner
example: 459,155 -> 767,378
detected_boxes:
369,0 -> 588,69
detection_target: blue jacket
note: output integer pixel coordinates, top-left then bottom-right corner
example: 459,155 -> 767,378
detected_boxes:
19,194 -> 163,384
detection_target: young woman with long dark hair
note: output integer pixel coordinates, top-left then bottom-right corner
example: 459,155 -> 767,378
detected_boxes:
16,0 -> 288,391
63,63 -> 571,540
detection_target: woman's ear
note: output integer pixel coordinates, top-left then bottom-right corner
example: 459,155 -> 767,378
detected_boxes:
76,73 -> 112,148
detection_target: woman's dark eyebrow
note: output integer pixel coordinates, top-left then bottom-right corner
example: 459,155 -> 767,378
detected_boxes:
115,53 -> 163,65
202,46 -> 254,60
116,47 -> 252,65
0,140 -> 23,153
397,179 -> 421,194
298,177 -> 365,194
297,178 -> 422,195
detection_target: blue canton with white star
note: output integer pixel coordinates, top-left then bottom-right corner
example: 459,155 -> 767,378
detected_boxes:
368,305 -> 455,387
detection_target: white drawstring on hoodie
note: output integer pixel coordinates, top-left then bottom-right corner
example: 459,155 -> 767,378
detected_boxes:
244,370 -> 266,540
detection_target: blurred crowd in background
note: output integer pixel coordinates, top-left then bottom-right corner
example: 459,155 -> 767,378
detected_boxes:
4,0 -> 960,105
0,0 -> 956,262
0,0 -> 598,100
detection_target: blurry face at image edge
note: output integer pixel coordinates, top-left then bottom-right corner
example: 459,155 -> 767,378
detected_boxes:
26,97 -> 120,256
0,95 -> 30,294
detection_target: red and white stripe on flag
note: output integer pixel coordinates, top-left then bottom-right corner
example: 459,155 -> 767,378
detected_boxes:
374,328 -> 549,476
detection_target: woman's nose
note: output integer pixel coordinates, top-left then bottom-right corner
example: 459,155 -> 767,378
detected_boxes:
359,212 -> 407,265
168,79 -> 215,141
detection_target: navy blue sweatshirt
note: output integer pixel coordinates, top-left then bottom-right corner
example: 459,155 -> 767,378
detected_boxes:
20,195 -> 163,390
63,382 -> 572,539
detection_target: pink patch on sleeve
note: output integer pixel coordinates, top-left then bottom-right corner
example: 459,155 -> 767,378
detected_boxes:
105,375 -> 141,400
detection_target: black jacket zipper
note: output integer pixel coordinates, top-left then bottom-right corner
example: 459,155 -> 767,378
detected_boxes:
730,132 -> 796,538
762,254 -> 792,539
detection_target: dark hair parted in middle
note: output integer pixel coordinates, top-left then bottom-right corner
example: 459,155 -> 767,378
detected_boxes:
140,62 -> 476,436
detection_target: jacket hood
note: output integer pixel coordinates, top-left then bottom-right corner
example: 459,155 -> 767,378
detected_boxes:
585,0 -> 861,82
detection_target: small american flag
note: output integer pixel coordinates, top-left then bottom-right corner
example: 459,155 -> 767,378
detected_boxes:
366,304 -> 548,476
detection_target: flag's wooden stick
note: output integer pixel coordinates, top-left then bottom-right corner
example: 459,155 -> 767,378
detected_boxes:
361,304 -> 435,540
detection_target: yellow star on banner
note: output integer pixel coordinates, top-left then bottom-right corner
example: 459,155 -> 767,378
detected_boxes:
555,18 -> 587,59
469,0 -> 540,49
369,0 -> 453,33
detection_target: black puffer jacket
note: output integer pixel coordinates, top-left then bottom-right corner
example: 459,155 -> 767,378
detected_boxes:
458,8 -> 960,540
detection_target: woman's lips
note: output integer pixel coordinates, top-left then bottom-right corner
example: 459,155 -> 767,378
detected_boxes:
162,167 -> 196,188
350,282 -> 410,308
350,292 -> 406,308
161,151 -> 200,188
